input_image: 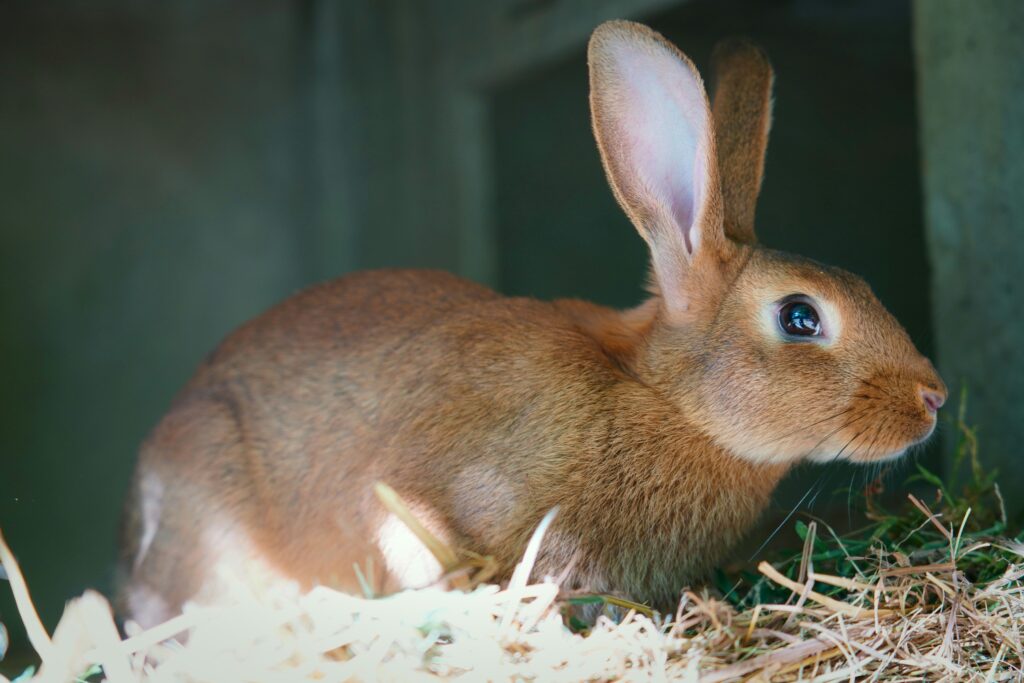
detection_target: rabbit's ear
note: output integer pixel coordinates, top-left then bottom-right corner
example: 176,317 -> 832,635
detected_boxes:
710,38 -> 773,245
589,21 -> 726,315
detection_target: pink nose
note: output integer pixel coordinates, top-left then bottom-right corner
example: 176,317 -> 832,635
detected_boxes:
919,386 -> 945,413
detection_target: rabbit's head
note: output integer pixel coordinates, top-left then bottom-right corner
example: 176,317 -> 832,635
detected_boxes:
589,21 -> 945,465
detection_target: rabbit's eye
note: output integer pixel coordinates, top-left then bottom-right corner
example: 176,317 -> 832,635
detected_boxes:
779,300 -> 822,337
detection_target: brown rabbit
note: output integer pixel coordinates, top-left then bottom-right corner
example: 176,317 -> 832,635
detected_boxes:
118,21 -> 946,627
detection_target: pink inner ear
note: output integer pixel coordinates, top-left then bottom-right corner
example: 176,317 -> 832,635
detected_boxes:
609,40 -> 710,257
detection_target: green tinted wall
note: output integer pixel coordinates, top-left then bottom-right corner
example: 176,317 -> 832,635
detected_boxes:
915,0 -> 1024,511
0,2 -> 311,654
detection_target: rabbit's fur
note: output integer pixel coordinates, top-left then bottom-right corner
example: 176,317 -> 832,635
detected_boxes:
118,21 -> 945,626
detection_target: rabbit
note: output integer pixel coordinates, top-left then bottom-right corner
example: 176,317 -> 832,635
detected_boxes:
117,20 -> 946,628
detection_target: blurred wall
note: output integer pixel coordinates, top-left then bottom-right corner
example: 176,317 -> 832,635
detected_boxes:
914,0 -> 1024,509
0,0 -> 337,652
0,0 -> 443,656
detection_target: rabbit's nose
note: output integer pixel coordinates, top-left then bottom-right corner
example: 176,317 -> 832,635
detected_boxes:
914,355 -> 947,414
918,384 -> 946,413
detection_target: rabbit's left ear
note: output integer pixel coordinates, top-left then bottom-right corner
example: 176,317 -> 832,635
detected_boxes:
710,38 -> 774,245
589,21 -> 727,316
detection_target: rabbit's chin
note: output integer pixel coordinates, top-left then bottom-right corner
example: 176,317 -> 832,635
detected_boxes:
847,447 -> 909,464
804,444 -> 908,465
804,418 -> 937,465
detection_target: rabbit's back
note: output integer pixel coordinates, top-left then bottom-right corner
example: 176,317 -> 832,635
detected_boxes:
119,269 -> 635,624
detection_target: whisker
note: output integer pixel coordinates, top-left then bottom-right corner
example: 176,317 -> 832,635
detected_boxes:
798,406 -> 875,459
847,471 -> 856,527
756,405 -> 859,448
749,467 -> 831,561
804,423 -> 873,510
827,419 -> 892,520
861,414 -> 892,460
748,412 -> 876,560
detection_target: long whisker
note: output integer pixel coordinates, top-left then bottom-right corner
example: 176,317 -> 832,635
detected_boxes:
789,405 -> 874,460
847,414 -> 895,517
748,468 -> 829,561
847,471 -> 856,527
860,414 -> 891,461
804,423 -> 873,510
748,412 -> 876,561
756,405 -> 859,448
806,417 -> 888,518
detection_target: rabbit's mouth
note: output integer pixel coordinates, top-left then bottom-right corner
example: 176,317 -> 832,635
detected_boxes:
801,389 -> 940,465
843,406 -> 939,464
822,364 -> 946,464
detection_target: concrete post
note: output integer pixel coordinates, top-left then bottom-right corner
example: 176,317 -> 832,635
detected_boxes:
914,1 -> 1024,503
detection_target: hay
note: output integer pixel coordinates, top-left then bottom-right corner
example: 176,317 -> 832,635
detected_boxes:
2,500 -> 1022,682
2,406 -> 1022,681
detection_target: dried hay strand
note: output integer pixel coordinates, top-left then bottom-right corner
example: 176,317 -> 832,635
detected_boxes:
2,496 -> 1022,681
1,404 -> 1022,681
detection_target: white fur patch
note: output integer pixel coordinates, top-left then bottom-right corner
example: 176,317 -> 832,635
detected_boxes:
376,513 -> 444,589
126,584 -> 171,630
134,471 -> 164,571
199,520 -> 297,606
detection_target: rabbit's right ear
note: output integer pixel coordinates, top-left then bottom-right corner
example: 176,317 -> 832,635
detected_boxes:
589,21 -> 728,318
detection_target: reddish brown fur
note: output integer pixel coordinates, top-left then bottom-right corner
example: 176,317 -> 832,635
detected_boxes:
118,21 -> 945,625
711,38 -> 773,244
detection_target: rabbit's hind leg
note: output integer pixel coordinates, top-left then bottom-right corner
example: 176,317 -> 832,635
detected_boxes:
116,392 -> 276,630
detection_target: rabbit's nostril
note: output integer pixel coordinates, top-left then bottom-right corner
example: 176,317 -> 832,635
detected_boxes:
919,386 -> 945,413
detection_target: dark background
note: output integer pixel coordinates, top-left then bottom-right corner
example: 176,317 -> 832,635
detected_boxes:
2,0 -> 1021,667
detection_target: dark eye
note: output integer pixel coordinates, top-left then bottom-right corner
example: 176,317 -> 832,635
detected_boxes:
779,300 -> 822,337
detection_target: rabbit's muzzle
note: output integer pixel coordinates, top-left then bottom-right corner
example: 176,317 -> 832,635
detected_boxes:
845,359 -> 947,463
